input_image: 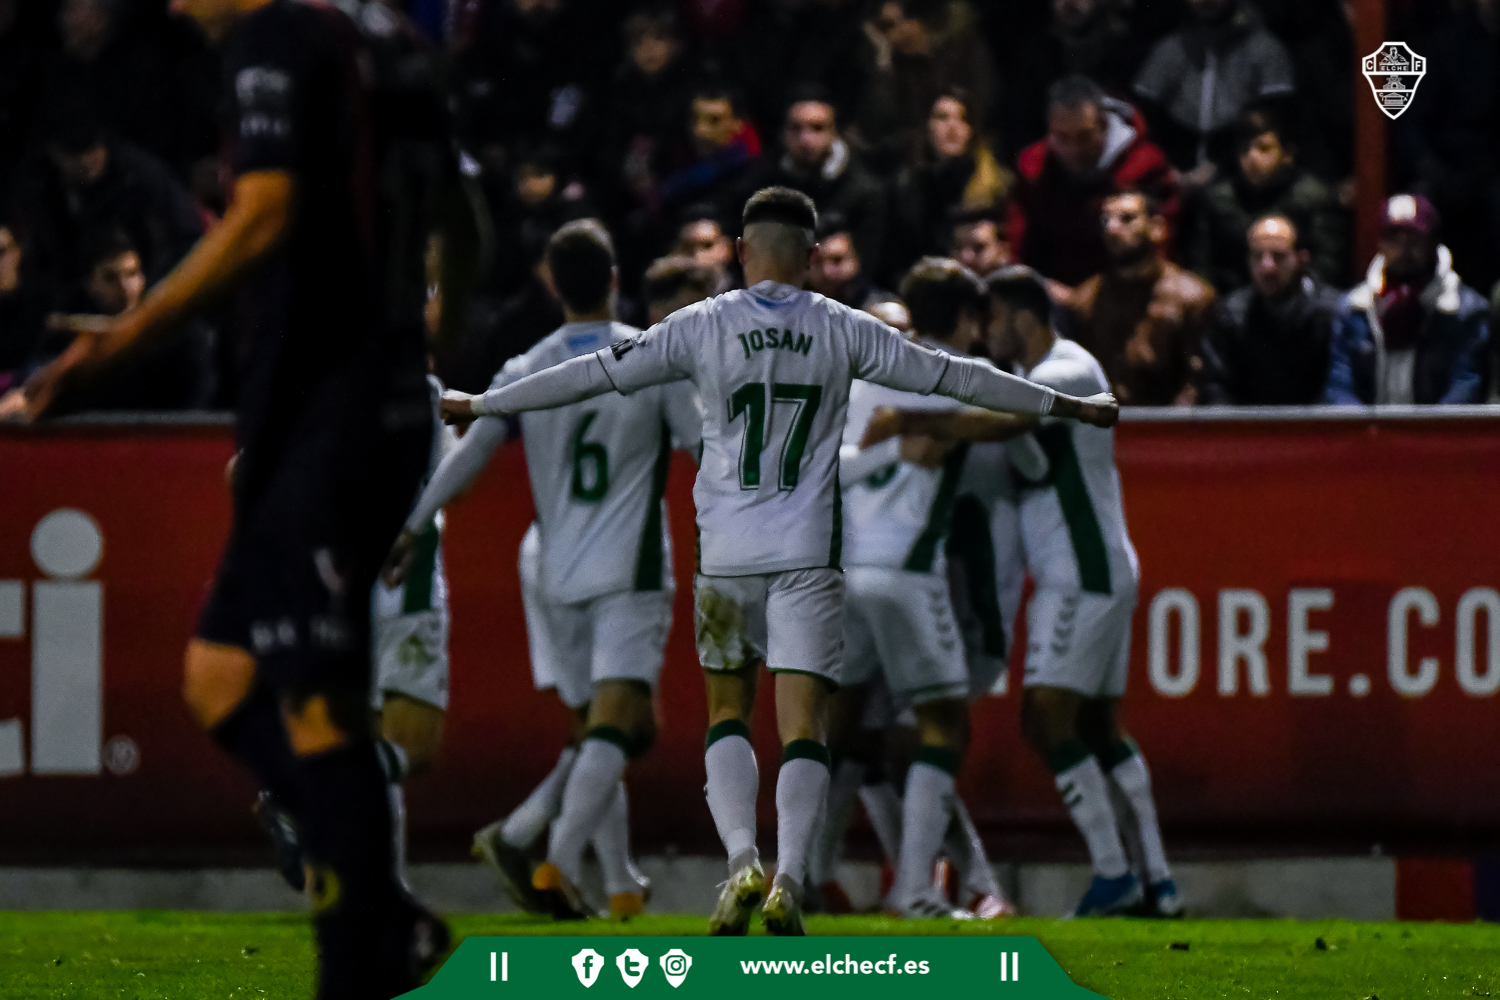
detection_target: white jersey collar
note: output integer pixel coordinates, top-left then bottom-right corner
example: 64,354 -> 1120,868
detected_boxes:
747,280 -> 803,305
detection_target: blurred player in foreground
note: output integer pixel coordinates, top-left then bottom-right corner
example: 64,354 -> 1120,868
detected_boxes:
438,186 -> 1118,935
1,0 -> 448,993
387,226 -> 705,920
254,296 -> 456,893
862,265 -> 1179,917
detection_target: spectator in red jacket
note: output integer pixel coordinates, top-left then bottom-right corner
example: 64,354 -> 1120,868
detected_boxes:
1009,74 -> 1179,287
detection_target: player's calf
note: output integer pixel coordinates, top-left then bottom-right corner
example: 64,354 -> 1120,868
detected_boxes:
891,697 -> 967,914
1022,688 -> 1138,914
544,681 -> 653,911
284,684 -> 416,989
377,694 -> 446,780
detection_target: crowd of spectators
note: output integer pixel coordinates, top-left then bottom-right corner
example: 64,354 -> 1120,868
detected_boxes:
0,0 -> 1496,414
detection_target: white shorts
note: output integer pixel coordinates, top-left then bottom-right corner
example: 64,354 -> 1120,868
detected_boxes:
519,524 -> 674,708
371,536 -> 450,711
1022,586 -> 1136,698
519,524 -> 558,694
843,566 -> 970,706
693,567 -> 844,684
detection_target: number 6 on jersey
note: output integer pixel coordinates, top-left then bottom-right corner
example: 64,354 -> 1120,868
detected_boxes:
728,381 -> 822,491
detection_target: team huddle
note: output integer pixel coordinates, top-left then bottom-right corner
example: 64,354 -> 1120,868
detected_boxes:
363,186 -> 1177,934
0,0 -> 1164,985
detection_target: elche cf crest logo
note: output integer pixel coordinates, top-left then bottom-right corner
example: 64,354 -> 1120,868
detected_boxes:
1362,42 -> 1425,119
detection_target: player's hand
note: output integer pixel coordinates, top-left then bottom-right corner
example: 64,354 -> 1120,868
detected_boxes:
0,313 -> 135,424
1078,392 -> 1120,429
858,406 -> 902,449
440,389 -> 479,425
899,434 -> 953,469
382,529 -> 418,587
224,451 -> 240,489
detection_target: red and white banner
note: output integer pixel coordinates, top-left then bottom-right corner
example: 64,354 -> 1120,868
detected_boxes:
1,413 -> 1498,862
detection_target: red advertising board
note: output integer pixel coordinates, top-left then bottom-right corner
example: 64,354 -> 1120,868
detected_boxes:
1,412 -> 1498,862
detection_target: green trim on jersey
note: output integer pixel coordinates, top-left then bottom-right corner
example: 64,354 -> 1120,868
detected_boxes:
947,494 -> 1006,658
829,472 -> 843,569
633,421 -> 673,591
402,519 -> 441,614
902,443 -> 971,573
1032,424 -> 1112,595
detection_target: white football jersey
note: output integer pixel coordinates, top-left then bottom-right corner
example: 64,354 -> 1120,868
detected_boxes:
1014,338 -> 1139,595
946,441 -> 1028,683
494,321 -> 702,603
598,281 -> 984,576
840,340 -> 970,574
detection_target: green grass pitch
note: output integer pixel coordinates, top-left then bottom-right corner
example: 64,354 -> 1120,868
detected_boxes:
1,911 -> 1497,999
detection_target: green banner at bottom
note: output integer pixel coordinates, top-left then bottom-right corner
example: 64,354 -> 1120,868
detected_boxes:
403,936 -> 1106,999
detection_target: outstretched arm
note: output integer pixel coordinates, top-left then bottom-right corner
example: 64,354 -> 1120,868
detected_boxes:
851,317 -> 1117,427
859,406 -> 1039,449
442,352 -> 620,423
0,171 -> 292,422
383,415 -> 511,583
934,354 -> 1118,427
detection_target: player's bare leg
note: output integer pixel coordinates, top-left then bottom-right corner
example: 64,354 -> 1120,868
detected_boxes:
704,662 -> 767,935
185,641 -> 308,889
536,679 -> 655,919
891,696 -> 972,918
1022,686 -> 1139,916
282,686 -> 446,992
1080,698 -> 1179,916
378,694 -> 445,779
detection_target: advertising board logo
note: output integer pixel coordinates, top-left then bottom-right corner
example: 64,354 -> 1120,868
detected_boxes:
0,508 -> 112,778
1362,42 -> 1425,119
571,947 -> 605,988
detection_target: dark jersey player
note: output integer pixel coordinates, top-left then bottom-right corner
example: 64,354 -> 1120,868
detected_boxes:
0,0 -> 445,995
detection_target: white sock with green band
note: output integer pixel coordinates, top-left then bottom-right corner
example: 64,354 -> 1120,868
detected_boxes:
1108,748 -> 1172,883
1053,748 -> 1129,879
893,747 -> 960,909
549,730 -> 630,884
705,720 -> 760,873
774,741 -> 830,890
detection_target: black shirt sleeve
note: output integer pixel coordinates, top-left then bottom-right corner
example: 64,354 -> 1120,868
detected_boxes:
226,24 -> 302,175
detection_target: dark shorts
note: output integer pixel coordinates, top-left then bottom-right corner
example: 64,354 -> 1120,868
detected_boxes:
197,410 -> 430,693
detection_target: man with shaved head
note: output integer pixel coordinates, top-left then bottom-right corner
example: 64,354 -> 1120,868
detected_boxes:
1198,214 -> 1340,405
439,185 -> 1118,935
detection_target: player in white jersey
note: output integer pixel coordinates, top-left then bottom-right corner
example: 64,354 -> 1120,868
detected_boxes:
388,225 -> 705,920
473,258 -> 723,919
862,266 -> 1178,918
438,188 -> 1118,935
369,371 -> 455,877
